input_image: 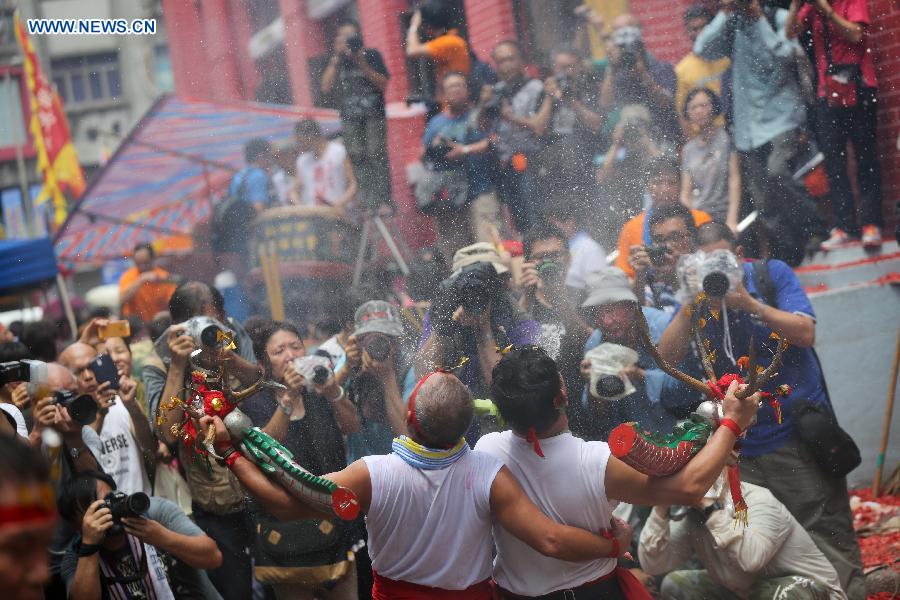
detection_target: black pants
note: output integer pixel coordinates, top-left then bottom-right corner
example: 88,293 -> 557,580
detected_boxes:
192,505 -> 253,600
496,162 -> 536,234
740,128 -> 826,265
814,88 -> 884,234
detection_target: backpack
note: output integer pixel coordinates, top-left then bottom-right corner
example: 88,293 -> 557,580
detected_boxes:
752,260 -> 861,478
211,168 -> 257,254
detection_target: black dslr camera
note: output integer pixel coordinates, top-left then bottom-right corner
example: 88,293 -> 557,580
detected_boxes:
433,262 -> 503,336
646,245 -> 671,266
50,390 -> 97,426
363,333 -> 393,362
103,491 -> 151,536
345,34 -> 363,54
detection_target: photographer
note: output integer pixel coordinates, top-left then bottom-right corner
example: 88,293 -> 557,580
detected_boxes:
415,243 -> 540,402
519,224 -> 592,393
616,157 -> 711,283
320,19 -> 392,212
484,40 -> 553,234
539,45 -> 603,206
146,281 -> 259,600
694,0 -> 827,264
336,301 -> 408,462
418,72 -> 494,261
658,222 -> 864,598
574,267 -> 702,441
58,341 -> 153,496
59,470 -> 221,600
598,14 -> 680,145
240,320 -> 358,599
406,0 -> 471,89
629,203 -> 704,314
786,0 -> 883,250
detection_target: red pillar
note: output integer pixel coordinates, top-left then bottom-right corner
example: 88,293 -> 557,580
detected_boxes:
357,0 -> 409,104
200,0 -> 244,100
161,0 -> 210,97
463,0 -> 517,62
278,0 -> 325,107
229,0 -> 261,102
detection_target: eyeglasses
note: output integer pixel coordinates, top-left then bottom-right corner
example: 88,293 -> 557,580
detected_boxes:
651,230 -> 693,245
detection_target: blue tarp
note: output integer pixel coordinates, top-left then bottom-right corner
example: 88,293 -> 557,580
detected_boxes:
0,237 -> 58,294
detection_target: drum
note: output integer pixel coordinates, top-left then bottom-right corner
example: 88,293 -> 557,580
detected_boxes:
251,206 -> 356,281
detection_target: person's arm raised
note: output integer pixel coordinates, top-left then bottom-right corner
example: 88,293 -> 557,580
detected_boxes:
606,380 -> 761,507
491,466 -> 630,561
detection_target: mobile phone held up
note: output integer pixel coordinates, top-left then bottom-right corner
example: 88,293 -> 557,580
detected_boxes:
89,354 -> 120,390
98,320 -> 131,341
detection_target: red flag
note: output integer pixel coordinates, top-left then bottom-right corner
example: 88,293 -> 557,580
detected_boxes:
15,13 -> 86,226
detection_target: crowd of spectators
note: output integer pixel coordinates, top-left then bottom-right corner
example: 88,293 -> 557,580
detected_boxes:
0,0 -> 886,599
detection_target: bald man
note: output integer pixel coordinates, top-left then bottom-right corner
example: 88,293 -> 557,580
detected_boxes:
58,342 -> 153,495
205,372 -> 632,599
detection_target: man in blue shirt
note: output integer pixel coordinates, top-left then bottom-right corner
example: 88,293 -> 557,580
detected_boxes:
658,222 -> 864,599
694,0 -> 825,265
574,267 -> 702,442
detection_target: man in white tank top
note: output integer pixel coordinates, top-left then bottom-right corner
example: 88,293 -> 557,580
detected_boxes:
294,119 -> 358,210
206,371 -> 632,599
476,346 -> 763,599
59,343 -> 154,495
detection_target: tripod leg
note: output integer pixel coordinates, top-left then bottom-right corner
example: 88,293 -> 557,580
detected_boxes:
373,216 -> 410,276
352,218 -> 371,288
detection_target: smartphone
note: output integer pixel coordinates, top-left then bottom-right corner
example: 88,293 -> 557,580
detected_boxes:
89,354 -> 120,390
98,320 -> 131,341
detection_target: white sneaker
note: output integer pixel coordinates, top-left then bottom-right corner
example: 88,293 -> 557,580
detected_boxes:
861,225 -> 882,249
820,228 -> 853,251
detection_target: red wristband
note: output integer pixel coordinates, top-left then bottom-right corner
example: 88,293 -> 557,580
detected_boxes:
224,449 -> 240,468
607,536 -> 620,558
719,418 -> 743,438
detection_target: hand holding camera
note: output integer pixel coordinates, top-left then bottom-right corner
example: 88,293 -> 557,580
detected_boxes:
82,499 -> 114,545
359,333 -> 396,379
167,325 -> 197,368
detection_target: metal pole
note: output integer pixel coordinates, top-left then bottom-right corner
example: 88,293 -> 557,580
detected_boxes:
56,273 -> 77,342
5,68 -> 34,238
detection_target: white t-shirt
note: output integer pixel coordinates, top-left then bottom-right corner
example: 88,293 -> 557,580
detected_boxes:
474,431 -> 616,595
98,397 -> 151,495
296,141 -> 349,207
566,232 -> 607,290
361,450 -> 504,589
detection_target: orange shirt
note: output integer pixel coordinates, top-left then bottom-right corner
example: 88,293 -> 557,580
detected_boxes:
118,266 -> 177,323
425,31 -> 471,83
616,208 -> 713,278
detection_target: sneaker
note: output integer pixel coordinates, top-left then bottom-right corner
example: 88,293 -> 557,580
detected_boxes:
861,225 -> 882,249
819,228 -> 853,251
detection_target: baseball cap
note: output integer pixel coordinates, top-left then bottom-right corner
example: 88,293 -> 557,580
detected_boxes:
354,301 -> 404,338
451,242 -> 509,275
581,267 -> 639,308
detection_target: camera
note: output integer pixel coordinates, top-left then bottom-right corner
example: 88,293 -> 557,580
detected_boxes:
345,33 -> 363,54
432,262 -> 504,336
554,74 -> 576,100
50,390 -> 98,426
677,249 -> 744,299
423,139 -> 455,162
103,491 -> 151,536
536,259 -> 563,283
362,333 -> 393,363
293,354 -> 334,388
183,316 -> 235,349
584,343 -> 639,401
611,25 -> 643,70
0,359 -> 48,385
646,245 -> 670,266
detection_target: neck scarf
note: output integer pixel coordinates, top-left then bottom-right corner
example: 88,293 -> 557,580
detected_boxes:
392,436 -> 468,470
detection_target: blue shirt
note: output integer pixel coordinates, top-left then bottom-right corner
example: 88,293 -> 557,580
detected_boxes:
229,166 -> 273,209
702,260 -> 825,456
694,9 -> 806,151
423,109 -> 492,197
581,307 -> 703,436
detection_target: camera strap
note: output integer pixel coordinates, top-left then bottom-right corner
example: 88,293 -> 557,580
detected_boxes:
99,536 -> 152,589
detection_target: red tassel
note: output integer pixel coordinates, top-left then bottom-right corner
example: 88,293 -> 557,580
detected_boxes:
525,427 -> 545,458
727,464 -> 748,527
769,397 -> 783,424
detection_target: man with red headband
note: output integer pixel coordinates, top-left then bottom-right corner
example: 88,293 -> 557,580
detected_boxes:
0,435 -> 57,600
476,346 -> 762,599
204,371 -> 632,599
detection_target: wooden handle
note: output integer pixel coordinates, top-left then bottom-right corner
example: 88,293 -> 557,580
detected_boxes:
873,328 -> 900,497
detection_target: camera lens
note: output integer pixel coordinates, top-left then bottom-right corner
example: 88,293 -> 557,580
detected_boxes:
199,325 -> 221,348
596,375 -> 626,398
68,394 -> 98,426
312,366 -> 330,385
126,492 -> 151,516
702,271 -> 730,297
364,335 -> 392,362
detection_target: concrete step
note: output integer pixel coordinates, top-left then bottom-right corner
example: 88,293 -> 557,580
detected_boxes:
797,239 -> 900,293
